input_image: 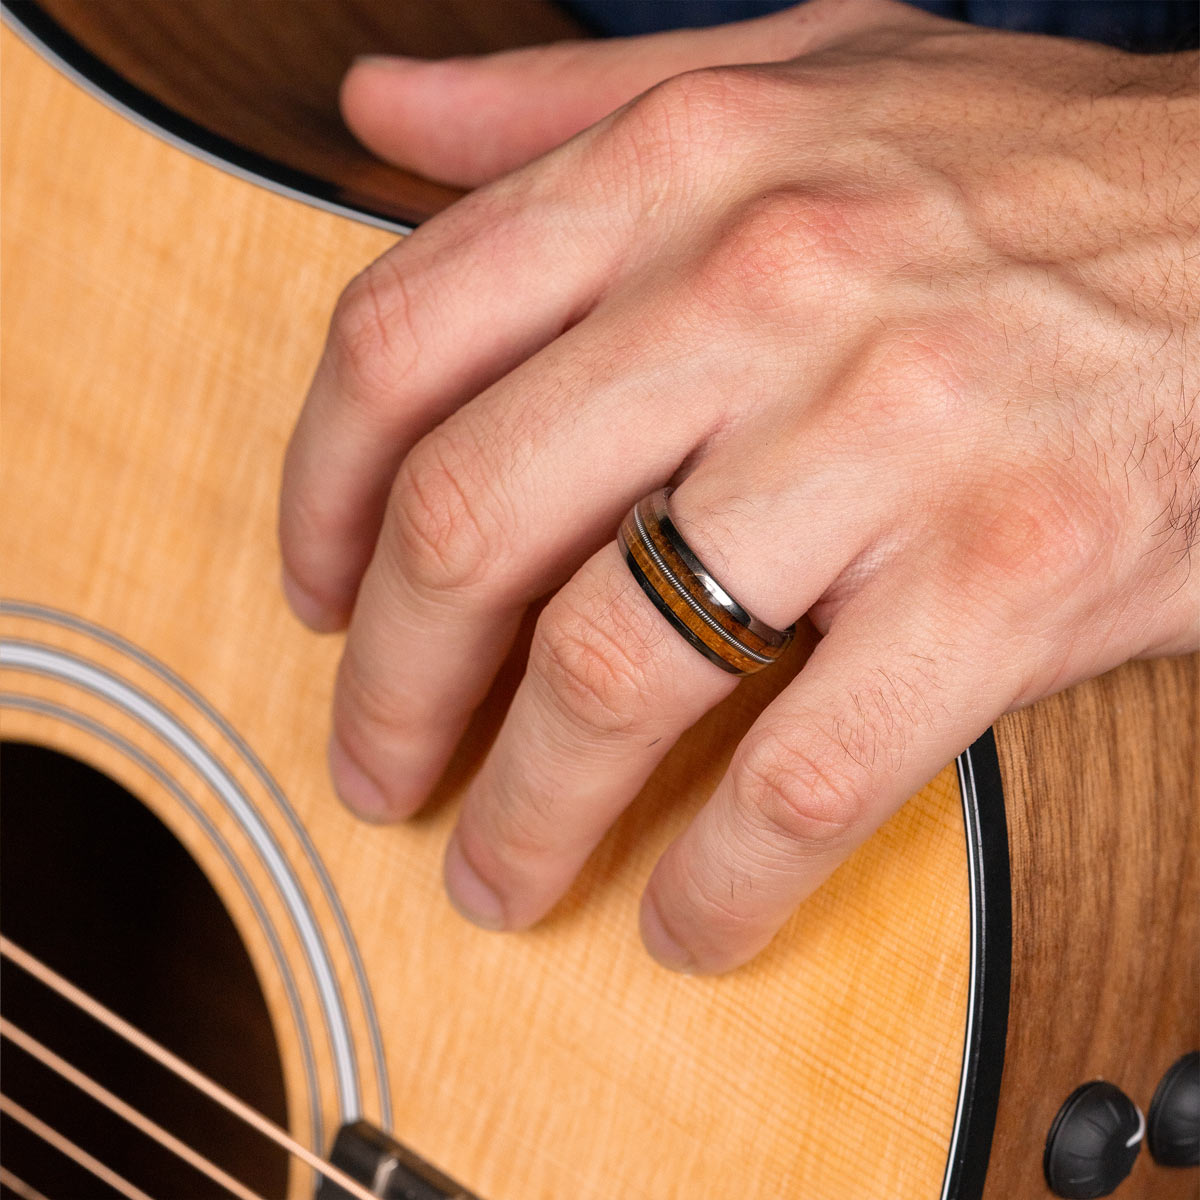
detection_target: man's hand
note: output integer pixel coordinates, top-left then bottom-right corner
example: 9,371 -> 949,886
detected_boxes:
278,0 -> 1199,973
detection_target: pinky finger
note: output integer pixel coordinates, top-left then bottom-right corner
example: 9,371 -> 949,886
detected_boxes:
639,562 -> 1023,975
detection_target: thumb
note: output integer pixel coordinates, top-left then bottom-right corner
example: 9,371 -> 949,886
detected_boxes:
340,3 -> 838,187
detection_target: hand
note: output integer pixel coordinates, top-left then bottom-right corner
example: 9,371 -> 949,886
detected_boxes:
279,0 -> 1199,973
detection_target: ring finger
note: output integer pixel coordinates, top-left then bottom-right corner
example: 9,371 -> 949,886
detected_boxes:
442,443 -> 897,932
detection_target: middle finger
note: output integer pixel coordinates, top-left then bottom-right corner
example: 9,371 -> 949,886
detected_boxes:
328,289 -> 763,819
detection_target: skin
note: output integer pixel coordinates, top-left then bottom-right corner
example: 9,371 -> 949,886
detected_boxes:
278,0 -> 1200,974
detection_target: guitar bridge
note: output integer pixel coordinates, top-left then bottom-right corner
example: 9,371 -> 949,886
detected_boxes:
317,1120 -> 479,1200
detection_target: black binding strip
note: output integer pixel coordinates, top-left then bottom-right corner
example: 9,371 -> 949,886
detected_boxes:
1,0 -> 415,233
942,728 -> 1011,1200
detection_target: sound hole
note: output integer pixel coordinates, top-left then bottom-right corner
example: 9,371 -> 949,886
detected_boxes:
0,740 -> 290,1199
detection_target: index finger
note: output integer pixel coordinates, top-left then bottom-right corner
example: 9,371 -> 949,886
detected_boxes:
278,139 -> 628,631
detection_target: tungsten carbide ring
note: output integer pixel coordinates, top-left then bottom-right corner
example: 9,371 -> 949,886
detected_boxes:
618,488 -> 794,676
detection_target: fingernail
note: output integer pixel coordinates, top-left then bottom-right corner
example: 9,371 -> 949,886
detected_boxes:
327,735 -> 391,821
280,570 -> 341,633
639,894 -> 695,974
444,835 -> 506,931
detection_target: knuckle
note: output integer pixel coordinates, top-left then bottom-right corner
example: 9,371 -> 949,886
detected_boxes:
845,321 -> 985,436
333,652 -> 408,755
733,727 -> 866,849
278,487 -> 342,601
697,189 -> 817,317
469,796 -> 551,869
388,425 -> 507,596
691,176 -> 969,326
674,856 -> 756,942
954,469 -> 1122,611
606,67 -> 759,197
326,257 -> 419,418
532,589 -> 663,737
879,326 -> 974,393
690,187 -> 900,323
635,65 -> 752,127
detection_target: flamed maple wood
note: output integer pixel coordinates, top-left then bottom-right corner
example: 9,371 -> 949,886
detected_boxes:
0,4 -> 1195,1198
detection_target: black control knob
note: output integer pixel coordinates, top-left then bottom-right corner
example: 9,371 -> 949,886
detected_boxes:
1044,1081 -> 1144,1198
1148,1051 -> 1200,1167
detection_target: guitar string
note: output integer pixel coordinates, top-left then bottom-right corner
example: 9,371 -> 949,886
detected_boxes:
0,937 -> 379,1200
0,1094 -> 156,1200
0,1164 -> 55,1200
1,1018 -> 267,1200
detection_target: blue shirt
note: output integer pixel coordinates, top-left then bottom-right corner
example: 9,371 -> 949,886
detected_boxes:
560,0 -> 1199,52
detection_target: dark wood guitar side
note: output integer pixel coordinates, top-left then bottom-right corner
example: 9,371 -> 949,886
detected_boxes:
989,658 -> 1198,1197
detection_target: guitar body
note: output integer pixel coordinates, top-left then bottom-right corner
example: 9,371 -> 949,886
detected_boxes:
0,6 -> 1194,1198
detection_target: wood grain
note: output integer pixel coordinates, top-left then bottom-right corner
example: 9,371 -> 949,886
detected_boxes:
985,655 -> 1199,1199
620,500 -> 787,675
31,0 -> 585,226
0,26 -> 972,1199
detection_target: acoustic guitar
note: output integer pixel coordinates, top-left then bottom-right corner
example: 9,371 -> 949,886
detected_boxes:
1,3 -> 1195,1199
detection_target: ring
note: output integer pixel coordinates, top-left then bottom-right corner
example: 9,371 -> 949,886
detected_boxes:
618,488 -> 794,675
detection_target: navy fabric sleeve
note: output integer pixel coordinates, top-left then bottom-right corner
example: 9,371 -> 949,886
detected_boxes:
560,0 -> 1199,52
